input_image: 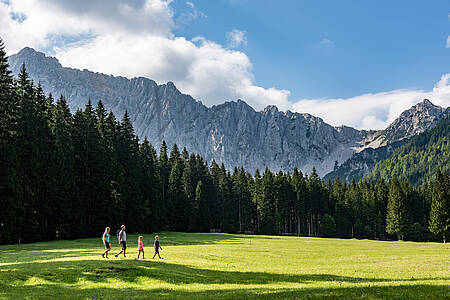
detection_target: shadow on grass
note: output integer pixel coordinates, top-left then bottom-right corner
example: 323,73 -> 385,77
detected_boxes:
0,283 -> 448,299
1,259 -> 448,286
0,249 -> 99,265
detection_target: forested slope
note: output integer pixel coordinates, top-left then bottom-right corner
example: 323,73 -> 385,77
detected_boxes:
366,111 -> 449,185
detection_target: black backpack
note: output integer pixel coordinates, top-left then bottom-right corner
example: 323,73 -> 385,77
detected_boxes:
116,230 -> 121,240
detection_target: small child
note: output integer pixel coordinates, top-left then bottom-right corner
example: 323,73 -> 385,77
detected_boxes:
152,235 -> 163,259
137,236 -> 144,259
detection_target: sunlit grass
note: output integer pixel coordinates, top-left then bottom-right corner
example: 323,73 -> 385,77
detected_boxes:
0,232 -> 448,299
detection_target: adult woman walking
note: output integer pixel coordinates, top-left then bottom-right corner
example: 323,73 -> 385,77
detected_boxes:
102,227 -> 111,258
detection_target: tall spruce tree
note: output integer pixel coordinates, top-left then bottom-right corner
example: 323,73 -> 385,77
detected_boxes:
140,137 -> 161,232
429,170 -> 449,243
209,161 -> 223,229
386,178 -> 410,240
194,180 -> 209,231
33,83 -> 54,239
258,169 -> 277,234
0,38 -> 19,244
159,141 -> 170,226
291,168 -> 306,236
16,64 -> 41,242
182,154 -> 197,230
231,167 -> 253,233
168,159 -> 186,231
50,96 -> 75,238
117,110 -> 144,230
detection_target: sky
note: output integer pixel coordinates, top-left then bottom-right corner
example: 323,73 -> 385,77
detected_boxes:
0,0 -> 449,129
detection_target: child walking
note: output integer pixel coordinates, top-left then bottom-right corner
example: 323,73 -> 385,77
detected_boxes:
102,227 -> 111,258
152,235 -> 163,259
137,236 -> 144,259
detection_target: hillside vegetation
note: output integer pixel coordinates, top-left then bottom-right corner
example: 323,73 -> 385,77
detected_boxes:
367,112 -> 450,186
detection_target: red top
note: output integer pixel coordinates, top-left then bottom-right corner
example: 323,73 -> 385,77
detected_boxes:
138,240 -> 144,250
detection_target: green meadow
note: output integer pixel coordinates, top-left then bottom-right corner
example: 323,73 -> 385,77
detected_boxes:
0,232 -> 448,299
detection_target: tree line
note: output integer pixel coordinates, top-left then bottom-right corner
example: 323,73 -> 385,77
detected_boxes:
0,39 -> 448,244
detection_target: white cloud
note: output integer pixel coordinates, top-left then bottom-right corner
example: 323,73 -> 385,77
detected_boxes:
226,29 -> 247,48
292,74 -> 450,130
319,38 -> 334,47
0,0 -> 174,53
0,0 -> 448,130
446,36 -> 450,48
0,0 -> 289,111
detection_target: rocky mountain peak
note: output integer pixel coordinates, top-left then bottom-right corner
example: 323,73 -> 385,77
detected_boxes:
264,105 -> 279,113
399,98 -> 442,118
11,47 -> 61,70
364,99 -> 446,148
419,98 -> 434,107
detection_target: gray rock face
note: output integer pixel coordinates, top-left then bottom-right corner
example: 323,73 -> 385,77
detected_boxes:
324,99 -> 448,181
365,99 -> 446,148
8,47 -> 374,176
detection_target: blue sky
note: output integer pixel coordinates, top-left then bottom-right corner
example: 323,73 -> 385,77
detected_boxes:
0,0 -> 449,129
171,0 -> 450,99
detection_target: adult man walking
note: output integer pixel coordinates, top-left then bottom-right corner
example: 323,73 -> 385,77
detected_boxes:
115,225 -> 127,258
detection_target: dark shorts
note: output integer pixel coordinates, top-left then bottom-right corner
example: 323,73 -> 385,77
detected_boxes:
104,242 -> 111,249
154,248 -> 159,254
121,241 -> 127,250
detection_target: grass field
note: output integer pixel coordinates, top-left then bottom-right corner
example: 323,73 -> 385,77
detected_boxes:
0,232 -> 448,299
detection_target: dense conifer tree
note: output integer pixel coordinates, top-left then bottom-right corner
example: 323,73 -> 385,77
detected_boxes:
159,141 -> 170,226
386,178 -> 410,240
429,170 -> 449,243
50,96 -> 75,238
0,38 -> 19,244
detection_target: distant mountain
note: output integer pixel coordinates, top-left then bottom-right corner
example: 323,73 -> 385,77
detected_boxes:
8,47 -> 373,176
365,99 -> 446,148
324,100 -> 448,182
365,111 -> 450,185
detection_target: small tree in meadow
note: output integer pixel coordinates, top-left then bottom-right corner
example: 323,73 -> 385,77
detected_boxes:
320,214 -> 336,237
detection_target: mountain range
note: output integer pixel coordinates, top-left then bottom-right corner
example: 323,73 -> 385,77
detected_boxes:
7,47 -> 448,177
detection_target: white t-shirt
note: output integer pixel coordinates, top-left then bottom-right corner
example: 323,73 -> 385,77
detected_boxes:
120,230 -> 126,242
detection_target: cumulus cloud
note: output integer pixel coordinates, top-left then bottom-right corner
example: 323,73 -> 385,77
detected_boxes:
292,74 -> 450,130
0,0 -> 174,52
0,0 -> 448,129
0,0 -> 289,110
226,29 -> 247,48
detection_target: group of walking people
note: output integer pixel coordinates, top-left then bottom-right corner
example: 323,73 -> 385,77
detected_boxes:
101,225 -> 163,259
